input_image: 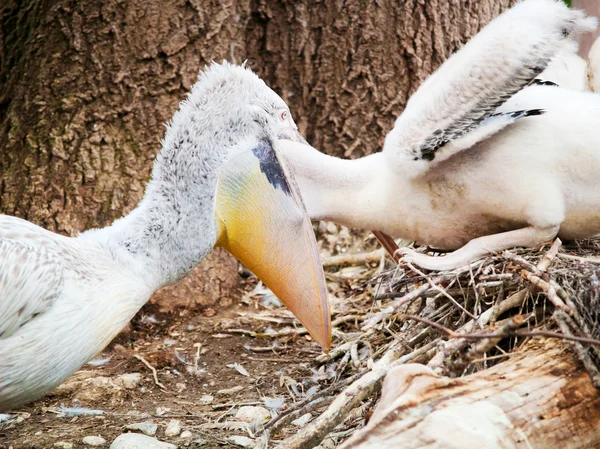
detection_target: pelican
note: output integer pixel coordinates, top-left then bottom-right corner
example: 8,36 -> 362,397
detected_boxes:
279,0 -> 600,271
0,62 -> 331,411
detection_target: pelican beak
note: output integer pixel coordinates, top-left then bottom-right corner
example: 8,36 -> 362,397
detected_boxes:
215,139 -> 331,349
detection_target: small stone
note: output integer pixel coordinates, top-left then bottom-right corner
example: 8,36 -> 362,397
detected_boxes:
164,419 -> 181,437
291,413 -> 312,427
110,433 -> 176,449
54,443 -> 73,449
180,431 -> 193,439
114,373 -> 142,390
199,394 -> 213,404
154,407 -> 170,417
234,406 -> 270,424
192,439 -> 205,446
125,422 -> 158,436
227,436 -> 255,448
83,436 -> 106,446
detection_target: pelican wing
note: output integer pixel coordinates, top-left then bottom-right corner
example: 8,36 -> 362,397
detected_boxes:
0,238 -> 65,339
384,0 -> 596,177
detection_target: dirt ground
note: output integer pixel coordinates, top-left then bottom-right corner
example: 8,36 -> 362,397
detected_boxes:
0,298 -> 330,449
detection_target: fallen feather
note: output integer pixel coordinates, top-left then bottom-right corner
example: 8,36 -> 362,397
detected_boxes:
56,407 -> 104,417
227,363 -> 250,377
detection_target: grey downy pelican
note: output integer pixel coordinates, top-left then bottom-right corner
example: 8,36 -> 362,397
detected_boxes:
279,0 -> 600,271
0,62 -> 330,411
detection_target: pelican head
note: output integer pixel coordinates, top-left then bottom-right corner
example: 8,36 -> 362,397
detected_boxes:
132,62 -> 330,348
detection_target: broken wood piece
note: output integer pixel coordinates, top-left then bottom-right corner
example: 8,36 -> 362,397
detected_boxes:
339,339 -> 600,449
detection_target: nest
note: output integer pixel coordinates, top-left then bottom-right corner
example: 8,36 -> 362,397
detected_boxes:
260,235 -> 600,448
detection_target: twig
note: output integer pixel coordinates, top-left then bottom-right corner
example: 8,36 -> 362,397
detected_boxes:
365,262 -> 483,329
520,270 -> 572,314
554,311 -> 600,388
557,253 -> 600,264
322,249 -> 385,268
133,354 -> 167,391
401,313 -> 600,346
278,341 -> 437,449
539,239 -> 562,271
261,371 -> 366,434
449,316 -> 524,374
406,262 -> 478,321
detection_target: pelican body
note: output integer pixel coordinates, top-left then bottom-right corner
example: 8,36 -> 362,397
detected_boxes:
0,63 -> 330,411
280,0 -> 600,270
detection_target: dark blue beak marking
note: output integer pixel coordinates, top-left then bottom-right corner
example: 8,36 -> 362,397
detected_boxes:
252,140 -> 292,195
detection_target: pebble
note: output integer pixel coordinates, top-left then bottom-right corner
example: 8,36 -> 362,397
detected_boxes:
227,436 -> 255,448
180,431 -> 193,439
164,419 -> 181,437
83,436 -> 106,446
199,394 -> 213,404
114,373 -> 142,390
125,422 -> 158,436
234,406 -> 270,424
110,433 -> 176,449
54,443 -> 73,449
154,407 -> 170,417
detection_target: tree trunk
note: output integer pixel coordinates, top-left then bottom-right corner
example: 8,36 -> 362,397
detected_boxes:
340,340 -> 600,449
0,0 -> 515,309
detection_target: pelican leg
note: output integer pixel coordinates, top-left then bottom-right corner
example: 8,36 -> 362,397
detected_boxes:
398,225 -> 560,271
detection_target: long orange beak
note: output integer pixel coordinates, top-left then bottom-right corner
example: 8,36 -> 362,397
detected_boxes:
215,139 -> 331,349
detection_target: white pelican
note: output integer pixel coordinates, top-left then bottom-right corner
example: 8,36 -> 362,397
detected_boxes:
0,63 -> 330,411
279,0 -> 600,271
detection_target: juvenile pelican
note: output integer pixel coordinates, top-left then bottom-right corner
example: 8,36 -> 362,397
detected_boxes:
0,63 -> 330,411
279,0 -> 600,271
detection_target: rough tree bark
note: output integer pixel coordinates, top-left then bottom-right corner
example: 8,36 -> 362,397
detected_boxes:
340,340 -> 600,449
0,0 -> 514,309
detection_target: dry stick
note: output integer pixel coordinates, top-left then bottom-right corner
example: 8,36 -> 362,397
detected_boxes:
225,315 -> 363,340
322,249 -> 385,268
520,270 -> 572,314
505,240 -> 573,312
406,262 -> 478,321
557,253 -> 600,264
449,316 -> 524,374
365,262 -> 483,331
402,313 -> 600,346
539,239 -> 562,271
133,354 -> 167,391
429,240 -> 562,371
554,310 -> 600,388
261,372 -> 365,435
278,340 -> 437,449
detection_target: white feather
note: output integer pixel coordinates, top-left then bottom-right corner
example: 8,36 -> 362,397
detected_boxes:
383,0 -> 597,177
